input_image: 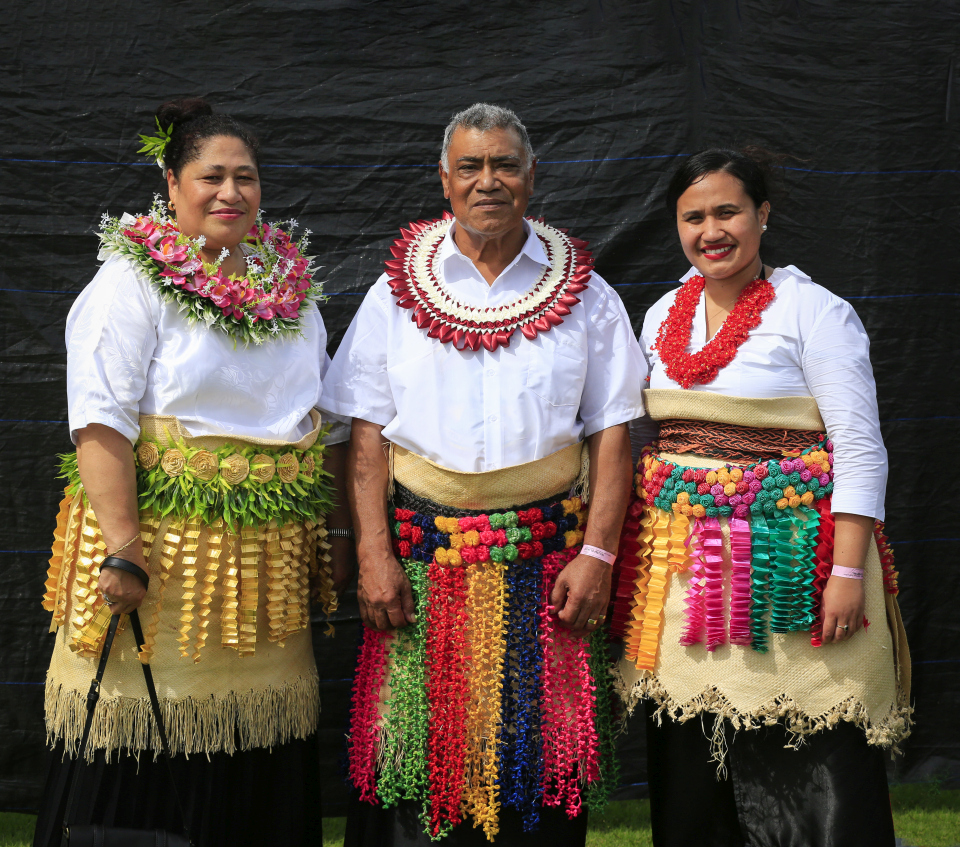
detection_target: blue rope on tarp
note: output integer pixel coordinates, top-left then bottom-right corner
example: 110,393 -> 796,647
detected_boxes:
1,155 -> 958,174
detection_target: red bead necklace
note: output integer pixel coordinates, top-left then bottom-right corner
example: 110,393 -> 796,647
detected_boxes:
653,272 -> 776,389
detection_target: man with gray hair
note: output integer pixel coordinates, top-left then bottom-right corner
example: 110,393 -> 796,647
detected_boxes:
322,103 -> 647,845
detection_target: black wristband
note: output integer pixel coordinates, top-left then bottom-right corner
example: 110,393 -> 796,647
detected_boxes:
101,555 -> 149,589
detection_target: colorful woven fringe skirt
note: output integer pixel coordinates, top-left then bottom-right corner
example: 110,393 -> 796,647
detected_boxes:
42,413 -> 336,758
612,390 -> 911,755
348,449 -> 619,842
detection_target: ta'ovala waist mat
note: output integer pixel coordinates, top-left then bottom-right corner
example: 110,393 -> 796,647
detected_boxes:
42,413 -> 335,758
349,445 -> 618,842
613,390 -> 911,755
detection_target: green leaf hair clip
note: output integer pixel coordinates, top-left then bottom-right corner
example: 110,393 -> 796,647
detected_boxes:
138,117 -> 174,170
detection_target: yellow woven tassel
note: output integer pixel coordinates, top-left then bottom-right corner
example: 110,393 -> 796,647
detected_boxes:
311,519 -> 336,617
177,520 -> 202,658
280,522 -> 308,637
193,518 -> 223,662
46,488 -> 85,631
43,487 -> 73,615
131,512 -> 161,660
622,508 -> 655,666
303,519 -> 333,636
668,511 -> 691,573
56,496 -> 85,630
633,511 -> 673,671
139,510 -> 158,563
264,522 -> 287,644
238,525 -> 260,656
303,518 -> 317,593
462,559 -> 507,840
70,512 -> 108,656
220,530 -> 240,648
140,520 -> 184,663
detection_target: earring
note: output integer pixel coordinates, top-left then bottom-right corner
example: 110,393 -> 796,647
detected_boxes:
762,224 -> 767,231
168,200 -> 176,212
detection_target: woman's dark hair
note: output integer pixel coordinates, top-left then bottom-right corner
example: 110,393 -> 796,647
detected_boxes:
156,98 -> 261,177
665,146 -> 783,214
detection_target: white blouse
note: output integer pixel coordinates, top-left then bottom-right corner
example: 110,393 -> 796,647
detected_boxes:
638,265 -> 887,520
66,255 -> 348,446
321,220 -> 647,473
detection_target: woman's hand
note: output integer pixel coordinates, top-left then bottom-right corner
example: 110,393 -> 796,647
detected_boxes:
98,565 -> 147,616
820,575 -> 865,644
77,424 -> 148,617
820,512 -> 873,644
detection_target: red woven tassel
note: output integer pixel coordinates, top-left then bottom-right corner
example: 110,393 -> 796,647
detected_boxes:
609,495 -> 644,638
874,521 -> 899,595
425,561 -> 469,836
809,498 -> 835,646
347,628 -> 393,802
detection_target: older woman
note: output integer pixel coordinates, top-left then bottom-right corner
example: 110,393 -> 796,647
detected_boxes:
614,149 -> 911,847
33,98 -> 351,847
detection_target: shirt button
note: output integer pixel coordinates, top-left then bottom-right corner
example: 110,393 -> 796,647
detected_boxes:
486,368 -> 495,376
490,415 -> 498,422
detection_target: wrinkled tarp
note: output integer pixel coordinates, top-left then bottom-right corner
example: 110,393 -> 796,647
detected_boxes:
1,0 -> 958,815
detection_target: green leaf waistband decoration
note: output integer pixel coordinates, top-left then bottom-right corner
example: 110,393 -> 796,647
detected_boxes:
60,430 -> 334,531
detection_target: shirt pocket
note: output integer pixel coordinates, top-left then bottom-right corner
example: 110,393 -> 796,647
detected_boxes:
522,339 -> 586,408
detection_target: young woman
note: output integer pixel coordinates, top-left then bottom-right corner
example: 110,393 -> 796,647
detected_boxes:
614,148 -> 910,847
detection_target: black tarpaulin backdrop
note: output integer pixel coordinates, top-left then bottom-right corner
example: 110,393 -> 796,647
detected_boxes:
1,0 -> 958,817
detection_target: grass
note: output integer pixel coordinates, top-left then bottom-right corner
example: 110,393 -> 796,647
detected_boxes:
586,799 -> 654,847
0,813 -> 34,847
891,782 -> 960,847
4,786 -> 957,847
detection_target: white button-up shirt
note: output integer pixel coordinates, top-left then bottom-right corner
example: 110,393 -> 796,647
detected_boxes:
322,220 -> 647,472
66,255 -> 348,445
640,265 -> 887,520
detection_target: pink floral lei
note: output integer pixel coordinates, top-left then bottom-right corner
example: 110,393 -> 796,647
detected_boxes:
98,197 -> 322,345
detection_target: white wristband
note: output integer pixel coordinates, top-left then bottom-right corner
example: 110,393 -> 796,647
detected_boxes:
831,565 -> 864,580
581,544 -> 617,566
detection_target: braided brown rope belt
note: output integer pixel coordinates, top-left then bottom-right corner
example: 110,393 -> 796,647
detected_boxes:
656,418 -> 825,464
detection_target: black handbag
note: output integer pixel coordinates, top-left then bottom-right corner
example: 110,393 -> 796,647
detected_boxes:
59,610 -> 193,846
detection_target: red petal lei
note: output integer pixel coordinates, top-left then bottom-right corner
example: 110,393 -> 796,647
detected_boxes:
653,274 -> 776,389
385,215 -> 593,352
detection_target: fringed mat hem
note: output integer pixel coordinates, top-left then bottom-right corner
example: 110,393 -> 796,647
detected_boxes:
44,668 -> 320,761
612,669 -> 913,758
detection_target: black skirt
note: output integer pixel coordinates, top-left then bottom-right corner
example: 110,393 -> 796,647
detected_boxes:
643,700 -> 896,847
344,793 -> 589,847
33,734 -> 323,847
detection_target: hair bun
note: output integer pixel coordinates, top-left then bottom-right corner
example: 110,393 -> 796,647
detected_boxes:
156,98 -> 214,132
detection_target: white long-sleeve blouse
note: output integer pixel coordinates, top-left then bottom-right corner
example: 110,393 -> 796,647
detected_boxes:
638,265 -> 887,520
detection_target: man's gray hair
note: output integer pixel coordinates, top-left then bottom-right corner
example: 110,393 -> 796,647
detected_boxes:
440,103 -> 535,172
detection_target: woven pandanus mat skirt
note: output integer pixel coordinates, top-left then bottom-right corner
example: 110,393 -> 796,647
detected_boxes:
613,390 -> 911,755
42,412 -> 336,758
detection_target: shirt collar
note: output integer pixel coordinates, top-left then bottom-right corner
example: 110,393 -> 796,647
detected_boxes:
438,217 -> 550,276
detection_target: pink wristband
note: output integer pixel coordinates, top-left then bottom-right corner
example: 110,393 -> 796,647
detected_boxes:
831,565 -> 864,580
581,544 -> 617,566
